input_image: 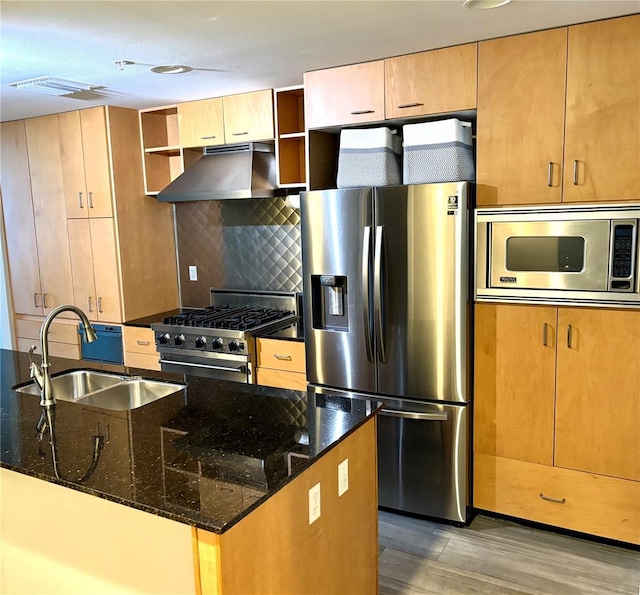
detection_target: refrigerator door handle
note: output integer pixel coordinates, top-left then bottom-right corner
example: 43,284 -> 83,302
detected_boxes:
374,225 -> 386,363
362,226 -> 374,361
380,408 -> 449,421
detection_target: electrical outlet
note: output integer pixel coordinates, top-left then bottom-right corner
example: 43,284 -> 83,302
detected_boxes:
338,458 -> 349,497
188,265 -> 198,281
309,482 -> 321,524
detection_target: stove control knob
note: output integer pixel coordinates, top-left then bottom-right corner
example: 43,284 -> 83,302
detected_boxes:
157,333 -> 171,345
212,338 -> 223,350
195,336 -> 207,349
228,339 -> 240,352
174,334 -> 186,346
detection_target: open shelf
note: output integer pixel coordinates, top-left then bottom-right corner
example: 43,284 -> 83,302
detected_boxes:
275,86 -> 307,188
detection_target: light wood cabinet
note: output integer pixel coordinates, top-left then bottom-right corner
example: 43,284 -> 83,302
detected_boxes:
222,89 -> 275,144
562,16 -> 640,203
0,120 -> 42,317
177,97 -> 225,148
58,108 -> 113,218
474,304 -> 556,466
477,15 -> 639,206
67,218 -> 122,323
474,303 -> 640,543
123,326 -> 160,371
274,85 -> 306,188
385,44 -> 477,120
23,115 -> 75,315
304,61 -> 385,129
14,315 -> 80,359
256,338 -> 306,391
477,28 -> 567,205
555,308 -> 640,482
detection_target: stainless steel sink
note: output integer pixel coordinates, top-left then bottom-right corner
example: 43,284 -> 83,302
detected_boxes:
14,370 -> 185,410
14,370 -> 124,402
79,378 -> 185,411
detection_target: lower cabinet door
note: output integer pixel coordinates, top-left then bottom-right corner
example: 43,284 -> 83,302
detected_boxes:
474,453 -> 640,545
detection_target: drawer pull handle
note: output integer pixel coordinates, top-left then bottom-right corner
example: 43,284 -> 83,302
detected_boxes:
231,131 -> 249,136
539,493 -> 566,504
274,353 -> 292,361
542,323 -> 548,346
397,102 -> 424,109
200,135 -> 217,140
136,340 -> 151,346
547,162 -> 554,187
572,160 -> 579,185
567,324 -> 573,349
350,109 -> 375,115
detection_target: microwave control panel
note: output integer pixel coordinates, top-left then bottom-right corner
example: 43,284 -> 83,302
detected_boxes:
609,221 -> 637,291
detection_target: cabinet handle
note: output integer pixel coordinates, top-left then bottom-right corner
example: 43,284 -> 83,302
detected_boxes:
542,323 -> 548,346
87,296 -> 93,312
539,493 -> 566,504
547,162 -> 554,187
42,293 -> 49,309
200,135 -> 217,140
34,293 -> 40,308
567,324 -> 573,349
97,297 -> 103,313
136,340 -> 151,346
231,131 -> 249,136
88,192 -> 94,209
78,192 -> 84,208
274,353 -> 292,361
572,160 -> 579,185
350,110 -> 375,115
397,102 -> 424,109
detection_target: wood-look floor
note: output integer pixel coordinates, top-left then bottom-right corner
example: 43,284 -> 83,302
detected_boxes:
378,511 -> 640,595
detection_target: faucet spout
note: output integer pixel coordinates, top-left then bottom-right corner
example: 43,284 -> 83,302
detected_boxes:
38,305 -> 97,408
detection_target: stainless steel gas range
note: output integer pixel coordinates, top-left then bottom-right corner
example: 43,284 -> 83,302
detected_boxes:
151,290 -> 300,383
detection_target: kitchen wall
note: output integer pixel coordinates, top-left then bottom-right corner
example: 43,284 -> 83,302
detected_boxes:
175,197 -> 302,307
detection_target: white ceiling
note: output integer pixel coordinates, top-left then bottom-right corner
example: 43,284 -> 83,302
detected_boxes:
1,0 -> 638,122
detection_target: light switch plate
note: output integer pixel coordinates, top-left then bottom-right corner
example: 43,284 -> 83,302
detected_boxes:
309,482 -> 321,524
188,265 -> 198,281
338,458 -> 349,496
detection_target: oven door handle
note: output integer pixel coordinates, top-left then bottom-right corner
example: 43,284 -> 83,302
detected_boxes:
159,359 -> 245,373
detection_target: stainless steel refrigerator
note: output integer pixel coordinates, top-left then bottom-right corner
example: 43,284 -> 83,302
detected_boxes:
300,182 -> 470,523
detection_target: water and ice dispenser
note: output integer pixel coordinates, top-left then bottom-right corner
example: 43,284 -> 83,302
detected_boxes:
311,275 -> 349,331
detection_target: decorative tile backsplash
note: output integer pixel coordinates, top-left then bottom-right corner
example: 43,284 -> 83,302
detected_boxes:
175,198 -> 302,307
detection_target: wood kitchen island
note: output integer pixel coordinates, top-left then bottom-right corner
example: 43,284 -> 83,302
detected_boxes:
0,349 -> 381,594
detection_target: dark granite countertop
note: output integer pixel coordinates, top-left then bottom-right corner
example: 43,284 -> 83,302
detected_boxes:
0,349 -> 378,534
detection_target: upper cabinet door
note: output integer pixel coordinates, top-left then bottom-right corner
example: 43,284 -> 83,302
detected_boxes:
222,90 -> 275,144
476,29 -> 567,206
80,107 -> 113,217
563,16 -> 640,203
0,121 -> 43,316
59,108 -> 113,218
178,98 -> 225,148
385,44 -> 477,119
304,61 -> 385,129
58,111 -> 89,219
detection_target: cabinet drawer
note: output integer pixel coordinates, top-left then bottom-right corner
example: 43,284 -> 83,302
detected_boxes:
16,337 -> 80,360
257,369 -> 307,391
123,326 -> 157,356
474,453 -> 640,545
256,339 -> 306,373
15,317 -> 79,344
124,351 -> 160,371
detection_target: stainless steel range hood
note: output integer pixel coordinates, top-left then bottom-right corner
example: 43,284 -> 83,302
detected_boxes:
157,142 -> 276,202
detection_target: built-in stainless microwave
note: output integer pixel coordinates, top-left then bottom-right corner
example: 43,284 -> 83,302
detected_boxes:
475,202 -> 640,307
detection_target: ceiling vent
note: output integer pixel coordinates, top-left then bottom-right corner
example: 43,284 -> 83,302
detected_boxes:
8,76 -> 101,99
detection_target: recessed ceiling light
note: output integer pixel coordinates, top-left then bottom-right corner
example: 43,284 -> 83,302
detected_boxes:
150,65 -> 193,75
463,0 -> 512,9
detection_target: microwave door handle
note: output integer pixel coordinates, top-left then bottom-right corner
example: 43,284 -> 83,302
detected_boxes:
374,225 -> 386,363
362,226 -> 373,362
